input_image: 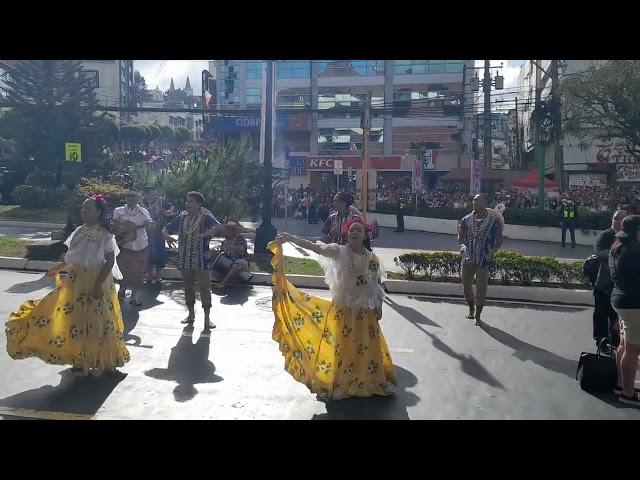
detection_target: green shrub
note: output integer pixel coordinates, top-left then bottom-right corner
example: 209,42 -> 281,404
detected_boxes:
66,177 -> 129,227
24,169 -> 56,188
11,185 -> 46,208
394,249 -> 588,287
374,202 -> 610,230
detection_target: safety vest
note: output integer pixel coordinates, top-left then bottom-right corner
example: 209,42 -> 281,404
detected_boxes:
563,208 -> 575,219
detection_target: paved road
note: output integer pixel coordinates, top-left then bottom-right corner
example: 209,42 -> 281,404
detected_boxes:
1,270 -> 638,420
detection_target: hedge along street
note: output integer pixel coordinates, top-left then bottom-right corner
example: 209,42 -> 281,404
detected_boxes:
374,202 -> 612,231
394,250 -> 586,288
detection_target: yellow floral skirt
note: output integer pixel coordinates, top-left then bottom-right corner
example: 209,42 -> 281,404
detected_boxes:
268,242 -> 396,400
5,265 -> 130,375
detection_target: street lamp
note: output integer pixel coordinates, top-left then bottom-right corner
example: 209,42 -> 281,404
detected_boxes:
254,61 -> 277,255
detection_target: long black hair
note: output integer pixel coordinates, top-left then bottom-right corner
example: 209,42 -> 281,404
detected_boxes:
335,192 -> 354,207
87,196 -> 112,233
611,214 -> 640,258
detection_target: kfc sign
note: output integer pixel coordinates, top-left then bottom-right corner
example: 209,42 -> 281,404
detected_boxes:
304,156 -> 401,170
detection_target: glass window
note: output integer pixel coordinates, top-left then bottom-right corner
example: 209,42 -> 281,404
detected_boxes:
246,87 -> 261,105
317,60 -> 384,77
394,60 -> 464,75
246,61 -> 263,79
318,127 -> 383,151
277,61 -> 310,79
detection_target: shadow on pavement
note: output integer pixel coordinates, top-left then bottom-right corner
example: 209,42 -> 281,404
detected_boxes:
217,286 -> 253,306
408,295 -> 590,313
4,275 -> 55,294
145,325 -> 223,402
386,296 -> 504,389
311,366 -> 419,420
385,296 -> 441,328
0,369 -> 127,416
423,328 -> 505,390
481,323 -> 577,379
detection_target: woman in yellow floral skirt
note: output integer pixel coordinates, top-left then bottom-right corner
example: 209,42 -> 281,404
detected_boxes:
5,194 -> 130,375
269,218 -> 396,401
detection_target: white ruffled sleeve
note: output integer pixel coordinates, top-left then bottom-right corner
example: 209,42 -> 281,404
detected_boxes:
103,230 -> 123,280
314,241 -> 341,295
63,226 -> 82,250
315,241 -> 341,258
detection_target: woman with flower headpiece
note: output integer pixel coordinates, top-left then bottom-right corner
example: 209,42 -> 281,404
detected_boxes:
269,217 -> 396,401
321,192 -> 362,245
5,194 -> 130,375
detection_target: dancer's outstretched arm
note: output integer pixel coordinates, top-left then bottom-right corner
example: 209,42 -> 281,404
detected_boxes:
273,233 -> 325,255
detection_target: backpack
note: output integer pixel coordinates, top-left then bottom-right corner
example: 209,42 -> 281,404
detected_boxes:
582,255 -> 599,286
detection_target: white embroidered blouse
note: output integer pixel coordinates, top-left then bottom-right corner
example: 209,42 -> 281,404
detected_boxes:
315,242 -> 385,310
63,225 -> 123,280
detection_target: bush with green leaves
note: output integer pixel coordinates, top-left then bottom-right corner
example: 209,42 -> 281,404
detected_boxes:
65,177 -> 129,227
133,138 -> 261,221
11,185 -> 47,208
11,184 -> 70,209
394,250 -> 587,287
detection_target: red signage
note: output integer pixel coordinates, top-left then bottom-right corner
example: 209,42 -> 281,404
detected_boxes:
304,156 -> 401,170
597,146 -> 640,165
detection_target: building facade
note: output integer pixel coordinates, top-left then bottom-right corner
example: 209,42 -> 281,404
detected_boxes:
130,77 -> 203,141
79,60 -> 134,112
205,60 -> 474,204
514,60 -> 638,186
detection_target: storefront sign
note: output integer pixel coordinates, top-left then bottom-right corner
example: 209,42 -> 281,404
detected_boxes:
423,149 -> 435,170
616,163 -> 640,183
203,115 -> 288,134
568,173 -> 607,187
304,156 -> 401,170
597,146 -> 640,165
288,156 -> 306,175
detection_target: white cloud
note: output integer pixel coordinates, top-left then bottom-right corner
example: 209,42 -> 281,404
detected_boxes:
134,60 -> 209,96
474,60 -> 525,112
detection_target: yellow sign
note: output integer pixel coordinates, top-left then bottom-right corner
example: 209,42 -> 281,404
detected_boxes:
65,143 -> 82,163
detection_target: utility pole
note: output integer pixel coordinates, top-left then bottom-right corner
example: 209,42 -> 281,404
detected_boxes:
483,60 -> 492,168
254,61 -> 277,254
551,60 -> 565,192
515,97 -> 521,168
360,92 -> 371,219
533,60 -> 545,210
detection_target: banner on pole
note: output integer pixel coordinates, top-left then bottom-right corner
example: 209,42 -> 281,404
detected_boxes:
412,156 -> 423,193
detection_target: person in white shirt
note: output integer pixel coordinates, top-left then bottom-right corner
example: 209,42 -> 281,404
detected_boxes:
112,191 -> 152,306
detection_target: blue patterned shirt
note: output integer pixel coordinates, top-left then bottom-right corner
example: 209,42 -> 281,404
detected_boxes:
165,209 -> 220,271
459,210 -> 503,268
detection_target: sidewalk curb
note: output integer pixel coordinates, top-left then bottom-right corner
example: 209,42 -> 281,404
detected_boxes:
0,256 -> 594,306
0,221 -> 65,229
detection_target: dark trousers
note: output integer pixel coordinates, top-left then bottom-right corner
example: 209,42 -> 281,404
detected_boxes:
593,290 -> 620,347
561,220 -> 576,247
396,213 -> 404,231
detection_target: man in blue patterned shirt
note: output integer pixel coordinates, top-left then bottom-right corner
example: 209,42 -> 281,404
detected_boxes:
458,193 -> 503,326
163,191 -> 244,329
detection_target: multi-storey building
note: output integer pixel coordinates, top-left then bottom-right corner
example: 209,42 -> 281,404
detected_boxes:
206,60 -> 475,203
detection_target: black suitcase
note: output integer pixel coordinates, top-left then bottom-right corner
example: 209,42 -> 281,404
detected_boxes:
576,339 -> 617,393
